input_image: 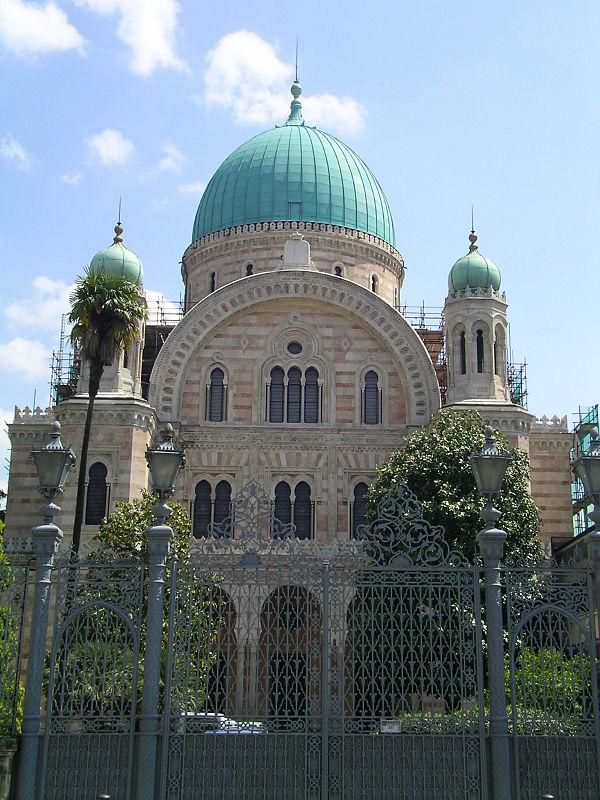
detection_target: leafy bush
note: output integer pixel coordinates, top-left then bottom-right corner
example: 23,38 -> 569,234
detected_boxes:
0,527 -> 24,738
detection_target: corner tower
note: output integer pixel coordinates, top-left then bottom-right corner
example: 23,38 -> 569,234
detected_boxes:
444,229 -> 510,405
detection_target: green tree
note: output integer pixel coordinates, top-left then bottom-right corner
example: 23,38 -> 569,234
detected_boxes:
68,267 -> 147,554
91,489 -> 192,562
368,409 -> 542,561
0,525 -> 24,738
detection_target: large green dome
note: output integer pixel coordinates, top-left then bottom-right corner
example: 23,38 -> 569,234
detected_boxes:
192,82 -> 395,247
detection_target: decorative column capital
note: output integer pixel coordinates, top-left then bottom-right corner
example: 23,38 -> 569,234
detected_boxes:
31,523 -> 63,558
477,528 -> 507,564
145,524 -> 173,561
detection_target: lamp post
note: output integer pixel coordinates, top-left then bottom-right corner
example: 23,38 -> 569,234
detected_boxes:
17,422 -> 76,800
144,423 -> 186,524
136,424 -> 185,800
30,420 -> 76,525
471,425 -> 513,800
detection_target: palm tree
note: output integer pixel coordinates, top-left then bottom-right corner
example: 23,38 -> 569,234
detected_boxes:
68,267 -> 147,554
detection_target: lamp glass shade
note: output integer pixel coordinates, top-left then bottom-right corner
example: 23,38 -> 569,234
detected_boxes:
574,455 -> 600,501
31,423 -> 76,493
146,448 -> 184,493
470,452 -> 511,497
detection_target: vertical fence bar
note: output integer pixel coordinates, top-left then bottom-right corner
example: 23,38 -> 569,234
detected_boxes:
158,558 -> 178,800
134,522 -> 173,800
321,560 -> 330,800
15,523 -> 62,800
477,528 -> 512,800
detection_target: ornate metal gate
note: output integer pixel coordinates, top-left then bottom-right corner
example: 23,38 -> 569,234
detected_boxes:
159,481 -> 487,799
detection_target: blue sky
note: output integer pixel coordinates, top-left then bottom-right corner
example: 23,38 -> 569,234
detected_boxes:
1,0 -> 599,492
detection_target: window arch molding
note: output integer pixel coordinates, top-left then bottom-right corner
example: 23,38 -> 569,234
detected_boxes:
261,354 -> 332,425
271,475 -> 316,540
199,361 -> 230,422
354,365 -> 388,425
84,457 -> 112,526
190,474 -> 236,538
469,320 -> 491,375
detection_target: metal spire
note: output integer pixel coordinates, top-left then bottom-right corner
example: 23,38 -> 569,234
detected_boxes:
468,206 -> 478,252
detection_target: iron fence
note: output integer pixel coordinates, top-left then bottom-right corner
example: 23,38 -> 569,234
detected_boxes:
7,482 -> 600,799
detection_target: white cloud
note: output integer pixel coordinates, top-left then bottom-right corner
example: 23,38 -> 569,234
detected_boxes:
0,338 -> 50,380
201,30 -> 367,136
86,129 -> 133,166
144,289 -> 181,324
157,143 -> 184,172
0,132 -> 32,171
178,180 -> 205,195
5,275 -> 73,333
303,94 -> 367,138
61,169 -> 83,186
75,0 -> 184,76
0,0 -> 84,56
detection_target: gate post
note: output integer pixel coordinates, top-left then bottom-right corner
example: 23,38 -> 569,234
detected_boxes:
477,527 -> 512,800
586,530 -> 600,620
15,520 -> 62,800
134,520 -> 172,800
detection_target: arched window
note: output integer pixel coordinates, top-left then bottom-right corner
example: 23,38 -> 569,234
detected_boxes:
459,331 -> 466,375
304,367 -> 319,423
210,271 -> 216,293
286,367 -> 302,423
269,367 -> 285,422
246,264 -> 254,276
85,462 -> 108,525
363,370 -> 380,425
476,329 -> 484,373
214,481 -> 231,526
371,275 -> 379,293
294,482 -> 312,540
207,367 -> 225,422
193,480 -> 212,538
352,482 -> 368,538
274,481 -> 292,526
334,265 -> 342,277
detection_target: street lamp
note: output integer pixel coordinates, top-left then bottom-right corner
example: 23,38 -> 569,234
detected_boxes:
470,425 -> 512,528
145,424 -> 185,524
30,421 -> 76,524
571,426 -> 600,530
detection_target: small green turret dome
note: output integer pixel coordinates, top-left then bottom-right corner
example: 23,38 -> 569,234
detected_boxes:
90,222 -> 143,286
448,230 -> 501,292
192,82 -> 395,247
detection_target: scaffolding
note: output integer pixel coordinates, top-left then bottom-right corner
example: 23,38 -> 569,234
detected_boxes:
571,403 -> 599,535
507,360 -> 528,408
49,314 -> 80,406
398,304 -> 447,405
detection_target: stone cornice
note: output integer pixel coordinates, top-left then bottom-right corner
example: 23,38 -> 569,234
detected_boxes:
150,270 -> 441,427
182,222 -> 404,277
440,400 -> 536,433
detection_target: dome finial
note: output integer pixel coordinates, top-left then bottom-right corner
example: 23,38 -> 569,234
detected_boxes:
114,197 -> 123,243
286,41 -> 304,126
468,207 -> 478,253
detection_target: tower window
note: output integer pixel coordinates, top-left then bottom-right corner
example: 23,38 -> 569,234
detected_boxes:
476,329 -> 484,373
304,367 -> 319,424
371,275 -> 379,293
85,462 -> 108,525
193,480 -> 212,538
210,272 -> 216,293
460,331 -> 466,375
362,370 -> 381,425
274,481 -> 292,527
206,367 -> 226,422
246,264 -> 254,276
286,367 -> 302,423
294,482 -> 313,540
334,265 -> 342,277
351,482 -> 369,539
269,367 -> 285,423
